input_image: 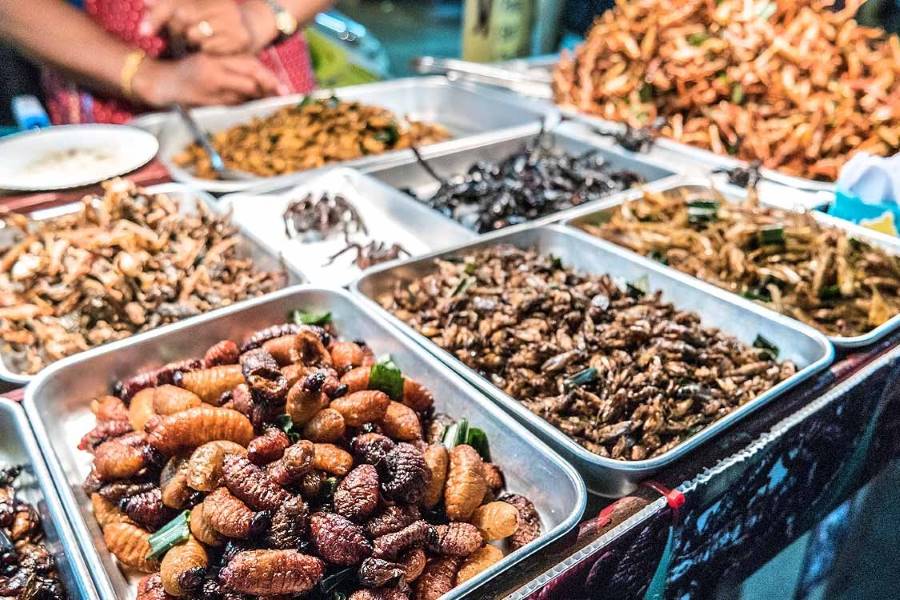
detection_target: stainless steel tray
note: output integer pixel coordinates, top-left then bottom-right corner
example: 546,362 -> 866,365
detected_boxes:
150,76 -> 559,194
24,286 -> 587,600
350,225 -> 834,495
0,398 -> 97,599
218,168 -> 477,286
562,110 -> 837,193
561,178 -> 900,348
0,183 -> 298,385
361,120 -> 681,232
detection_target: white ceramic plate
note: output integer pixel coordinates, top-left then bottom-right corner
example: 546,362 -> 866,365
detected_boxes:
0,125 -> 159,191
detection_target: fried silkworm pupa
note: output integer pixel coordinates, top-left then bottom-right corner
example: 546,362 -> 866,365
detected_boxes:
220,549 -> 325,595
175,365 -> 245,404
456,545 -> 503,585
268,495 -> 307,550
399,547 -> 426,583
372,520 -> 431,560
500,493 -> 541,550
348,586 -> 410,600
147,407 -> 253,455
239,323 -> 302,353
444,445 -> 486,521
285,378 -> 329,426
364,505 -> 421,538
351,433 -> 395,466
380,443 -> 430,504
91,395 -> 129,422
309,512 -> 372,566
266,440 -> 315,486
333,464 -> 379,522
78,419 -> 133,453
186,440 -> 248,492
312,443 -> 353,476
98,481 -> 157,503
91,493 -> 134,528
422,445 -> 448,509
414,556 -> 460,600
402,379 -> 434,412
222,454 -> 290,511
103,521 -> 159,573
340,366 -> 370,394
357,557 -> 406,588
261,335 -> 298,366
247,428 -> 290,465
129,388 -> 158,433
94,433 -> 155,481
291,328 -> 333,367
160,456 -> 197,510
119,487 -> 176,531
189,503 -> 222,547
116,359 -> 203,402
469,501 -> 518,541
427,523 -> 482,557
330,390 -> 391,427
160,535 -> 208,597
281,363 -> 307,389
379,402 -> 421,442
203,487 -> 268,540
302,407 -> 346,443
152,385 -> 202,416
136,573 -> 176,600
240,348 -> 287,404
203,340 -> 240,367
329,341 -> 366,374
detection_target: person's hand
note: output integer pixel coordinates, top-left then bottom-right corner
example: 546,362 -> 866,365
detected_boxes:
141,0 -> 277,55
133,53 -> 283,107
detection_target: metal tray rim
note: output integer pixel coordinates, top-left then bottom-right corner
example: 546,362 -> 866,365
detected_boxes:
24,284 -> 587,599
0,182 -> 298,385
559,176 -> 900,348
0,398 -> 98,599
348,225 -> 834,482
561,108 -> 838,193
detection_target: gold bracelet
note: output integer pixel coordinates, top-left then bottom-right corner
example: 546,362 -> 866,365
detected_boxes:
120,49 -> 147,101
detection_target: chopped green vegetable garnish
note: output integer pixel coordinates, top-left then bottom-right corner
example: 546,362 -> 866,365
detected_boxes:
549,254 -> 564,269
147,510 -> 190,560
319,566 -> 354,595
276,414 -> 300,443
819,284 -> 841,300
757,225 -> 785,245
451,276 -> 475,297
688,32 -> 709,46
639,83 -> 654,102
465,427 -> 491,462
442,419 -> 469,451
464,262 -> 477,275
731,83 -> 745,105
741,288 -> 771,301
649,250 -> 668,265
298,95 -> 316,107
369,356 -> 404,401
687,199 -> 720,224
373,123 -> 400,146
293,309 -> 332,326
626,275 -> 650,298
753,334 -> 780,360
321,477 -> 340,503
566,367 -> 598,388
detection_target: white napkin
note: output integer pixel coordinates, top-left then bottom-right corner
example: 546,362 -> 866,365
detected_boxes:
837,152 -> 900,205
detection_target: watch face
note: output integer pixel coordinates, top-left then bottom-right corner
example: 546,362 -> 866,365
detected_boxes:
275,11 -> 299,35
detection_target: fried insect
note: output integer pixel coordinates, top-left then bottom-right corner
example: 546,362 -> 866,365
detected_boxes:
103,521 -> 159,573
456,545 -> 503,585
303,408 -> 346,443
400,547 -> 427,583
147,407 -> 254,455
266,440 -> 315,486
401,379 -> 433,412
427,523 -> 482,557
119,488 -> 176,531
152,385 -> 202,416
202,487 -> 267,540
203,340 -> 240,367
312,443 -> 353,476
137,573 -> 176,600
309,512 -> 373,566
261,335 -> 298,366
414,556 -> 459,600
422,445 -> 448,509
380,402 -> 421,442
285,379 -> 329,426
372,520 -> 431,560
92,395 -> 129,422
330,391 -> 391,427
247,428 -> 290,465
115,360 -> 202,403
380,443 -> 430,504
94,433 -> 155,481
358,557 -> 406,588
240,348 -> 287,404
469,501 -> 518,541
189,503 -> 222,547
176,365 -> 245,404
365,505 -> 421,539
500,493 -> 541,550
160,456 -> 196,510
240,324 -> 302,353
222,454 -> 290,511
333,464 -> 379,523
268,495 -> 308,550
160,535 -> 208,596
78,419 -> 133,453
341,366 -> 370,394
129,388 -> 159,433
330,341 -> 366,374
444,445 -> 486,521
186,441 -> 248,492
91,493 -> 135,528
351,433 -> 395,466
219,549 -> 324,595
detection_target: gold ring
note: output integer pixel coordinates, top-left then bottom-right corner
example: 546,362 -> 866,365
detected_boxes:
197,20 -> 214,38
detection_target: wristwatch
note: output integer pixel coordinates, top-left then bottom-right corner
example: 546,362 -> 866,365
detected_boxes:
262,0 -> 299,42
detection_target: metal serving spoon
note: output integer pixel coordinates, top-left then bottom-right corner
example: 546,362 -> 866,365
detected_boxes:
173,104 -> 256,181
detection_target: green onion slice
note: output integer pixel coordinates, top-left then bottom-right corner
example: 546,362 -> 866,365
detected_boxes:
147,510 -> 190,561
369,356 -> 404,401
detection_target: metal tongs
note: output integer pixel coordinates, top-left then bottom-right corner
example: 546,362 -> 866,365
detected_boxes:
412,56 -> 553,99
173,104 -> 256,181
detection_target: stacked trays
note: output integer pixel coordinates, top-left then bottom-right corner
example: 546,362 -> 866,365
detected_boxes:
24,287 -> 586,599
0,399 -> 96,599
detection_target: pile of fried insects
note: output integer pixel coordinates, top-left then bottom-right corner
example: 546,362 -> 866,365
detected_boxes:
79,312 -> 540,600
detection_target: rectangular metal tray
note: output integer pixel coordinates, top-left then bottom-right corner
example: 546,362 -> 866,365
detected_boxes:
561,178 -> 900,348
562,110 -> 837,193
0,398 -> 96,599
0,183 -> 299,385
149,76 -> 559,194
24,285 -> 587,600
361,120 -> 681,231
350,225 -> 834,495
218,168 -> 476,286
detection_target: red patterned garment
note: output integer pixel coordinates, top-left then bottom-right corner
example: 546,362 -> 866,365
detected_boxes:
44,0 -> 315,124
